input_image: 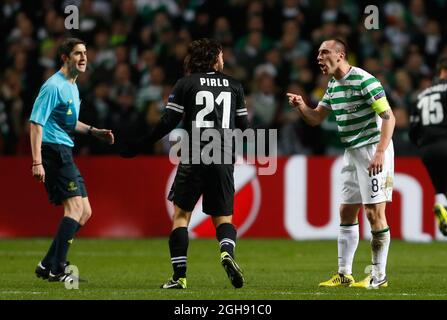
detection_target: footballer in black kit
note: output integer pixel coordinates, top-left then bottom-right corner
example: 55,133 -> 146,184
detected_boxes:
165,71 -> 248,216
409,55 -> 447,235
120,38 -> 247,289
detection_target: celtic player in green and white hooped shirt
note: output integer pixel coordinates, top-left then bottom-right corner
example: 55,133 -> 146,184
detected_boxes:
287,39 -> 396,289
318,67 -> 387,149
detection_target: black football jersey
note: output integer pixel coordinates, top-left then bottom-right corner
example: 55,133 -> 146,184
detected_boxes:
167,71 -> 247,132
409,79 -> 447,147
165,72 -> 248,163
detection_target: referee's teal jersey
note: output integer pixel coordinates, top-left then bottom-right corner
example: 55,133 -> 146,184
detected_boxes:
29,71 -> 81,147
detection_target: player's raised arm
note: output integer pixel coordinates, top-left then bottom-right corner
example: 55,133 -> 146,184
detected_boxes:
286,93 -> 330,126
120,75 -> 188,158
119,106 -> 183,158
235,83 -> 250,130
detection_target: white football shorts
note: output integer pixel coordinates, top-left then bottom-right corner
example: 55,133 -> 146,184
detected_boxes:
341,141 -> 394,205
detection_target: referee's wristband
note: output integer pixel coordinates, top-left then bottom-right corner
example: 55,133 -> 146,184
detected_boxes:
31,163 -> 42,168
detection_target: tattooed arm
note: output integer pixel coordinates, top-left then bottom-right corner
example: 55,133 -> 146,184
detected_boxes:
378,109 -> 395,148
368,108 -> 395,176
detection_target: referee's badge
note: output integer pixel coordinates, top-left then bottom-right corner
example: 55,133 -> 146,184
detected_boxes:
67,181 -> 77,191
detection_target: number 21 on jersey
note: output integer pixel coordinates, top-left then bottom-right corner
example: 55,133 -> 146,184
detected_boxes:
195,90 -> 231,128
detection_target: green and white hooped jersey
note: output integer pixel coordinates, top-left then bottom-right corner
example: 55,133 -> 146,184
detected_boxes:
318,66 -> 387,149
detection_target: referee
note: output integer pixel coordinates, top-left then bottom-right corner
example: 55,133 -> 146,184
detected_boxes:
30,38 -> 114,283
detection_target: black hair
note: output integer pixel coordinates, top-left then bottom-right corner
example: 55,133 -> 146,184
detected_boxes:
184,38 -> 222,74
330,38 -> 349,60
436,55 -> 447,74
56,38 -> 86,67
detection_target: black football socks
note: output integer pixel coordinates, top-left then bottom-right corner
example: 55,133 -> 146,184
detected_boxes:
41,239 -> 56,268
169,227 -> 189,280
50,217 -> 80,273
42,221 -> 82,269
216,223 -> 237,258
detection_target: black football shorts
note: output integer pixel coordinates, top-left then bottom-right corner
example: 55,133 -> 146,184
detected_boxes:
41,143 -> 87,205
168,164 -> 234,216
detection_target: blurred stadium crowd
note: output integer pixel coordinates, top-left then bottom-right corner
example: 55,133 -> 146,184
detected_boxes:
1,0 -> 446,156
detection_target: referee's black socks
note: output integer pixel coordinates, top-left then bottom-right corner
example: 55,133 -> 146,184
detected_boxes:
41,239 -> 56,268
42,220 -> 82,268
169,227 -> 189,280
216,223 -> 237,258
50,216 -> 80,273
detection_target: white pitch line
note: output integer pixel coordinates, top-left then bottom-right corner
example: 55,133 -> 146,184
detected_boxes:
0,250 -> 153,257
0,291 -> 48,295
1,290 -> 446,298
268,291 -> 447,297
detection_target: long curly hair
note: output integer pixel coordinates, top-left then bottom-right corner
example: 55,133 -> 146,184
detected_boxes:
184,38 -> 222,74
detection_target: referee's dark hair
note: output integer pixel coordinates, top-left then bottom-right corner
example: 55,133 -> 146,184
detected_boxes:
436,55 -> 447,74
56,38 -> 86,67
184,38 -> 222,74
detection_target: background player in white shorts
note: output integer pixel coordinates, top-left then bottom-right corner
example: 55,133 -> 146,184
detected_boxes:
287,39 -> 395,289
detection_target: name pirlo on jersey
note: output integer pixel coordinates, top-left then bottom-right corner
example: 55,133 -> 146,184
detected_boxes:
318,67 -> 385,149
199,77 -> 230,87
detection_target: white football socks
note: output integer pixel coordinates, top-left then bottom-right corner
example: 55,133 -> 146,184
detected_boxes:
338,224 -> 359,275
371,228 -> 390,280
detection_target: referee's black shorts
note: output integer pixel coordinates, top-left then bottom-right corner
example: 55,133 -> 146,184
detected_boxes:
168,164 -> 234,216
420,140 -> 447,195
42,143 -> 87,205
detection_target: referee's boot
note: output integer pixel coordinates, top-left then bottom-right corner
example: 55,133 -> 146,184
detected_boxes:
48,261 -> 87,283
35,262 -> 50,280
434,204 -> 447,236
48,271 -> 86,284
35,260 -> 70,280
221,252 -> 244,289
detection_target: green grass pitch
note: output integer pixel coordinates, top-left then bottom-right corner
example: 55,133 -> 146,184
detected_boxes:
0,239 -> 446,300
